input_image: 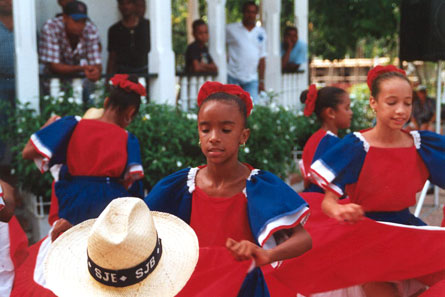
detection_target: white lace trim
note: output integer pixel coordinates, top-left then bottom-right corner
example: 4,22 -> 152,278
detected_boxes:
353,132 -> 370,152
243,169 -> 260,195
410,131 -> 421,149
186,167 -> 199,193
326,130 -> 338,137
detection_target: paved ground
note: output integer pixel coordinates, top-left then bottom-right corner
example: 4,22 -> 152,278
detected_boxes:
412,187 -> 445,226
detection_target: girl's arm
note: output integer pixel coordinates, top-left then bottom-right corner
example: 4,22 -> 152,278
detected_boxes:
226,224 -> 312,266
321,189 -> 364,223
22,115 -> 61,160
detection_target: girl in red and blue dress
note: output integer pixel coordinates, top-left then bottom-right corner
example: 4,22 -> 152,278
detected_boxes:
301,65 -> 445,296
12,74 -> 145,297
299,85 -> 352,193
0,182 -> 28,297
145,81 -> 313,297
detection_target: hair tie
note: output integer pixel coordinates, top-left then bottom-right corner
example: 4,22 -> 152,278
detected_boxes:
303,84 -> 317,117
367,65 -> 406,91
197,81 -> 253,117
110,74 -> 146,97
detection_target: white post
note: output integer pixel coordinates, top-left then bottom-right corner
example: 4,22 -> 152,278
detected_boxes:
207,0 -> 227,83
148,0 -> 176,104
295,0 -> 309,84
262,0 -> 282,103
434,61 -> 442,207
187,0 -> 200,44
13,0 -> 40,112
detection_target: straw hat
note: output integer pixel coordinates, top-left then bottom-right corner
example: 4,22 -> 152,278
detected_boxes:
44,197 -> 199,297
83,107 -> 104,119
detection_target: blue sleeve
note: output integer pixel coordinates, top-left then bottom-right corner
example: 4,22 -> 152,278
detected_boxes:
246,170 -> 310,247
125,132 -> 144,178
312,133 -> 341,164
30,116 -> 80,171
310,133 -> 366,197
144,168 -> 193,223
417,130 -> 445,188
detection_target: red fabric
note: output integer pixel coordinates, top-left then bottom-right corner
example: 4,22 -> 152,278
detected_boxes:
197,81 -> 253,117
349,146 -> 429,212
303,84 -> 318,117
301,129 -> 327,181
367,65 -> 407,91
8,216 -> 28,269
110,74 -> 146,96
10,238 -> 56,297
177,247 -> 251,297
47,181 -> 59,226
67,120 -> 128,177
190,186 -> 255,247
265,193 -> 445,296
419,280 -> 445,296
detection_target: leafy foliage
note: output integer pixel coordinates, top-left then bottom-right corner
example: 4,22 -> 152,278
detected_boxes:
308,0 -> 400,60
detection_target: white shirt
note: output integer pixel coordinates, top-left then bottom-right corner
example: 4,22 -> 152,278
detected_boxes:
0,221 -> 14,297
226,22 -> 267,82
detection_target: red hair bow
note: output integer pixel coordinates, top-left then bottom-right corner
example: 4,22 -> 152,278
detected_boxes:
110,74 -> 146,96
367,65 -> 406,91
197,81 -> 253,117
303,84 -> 318,117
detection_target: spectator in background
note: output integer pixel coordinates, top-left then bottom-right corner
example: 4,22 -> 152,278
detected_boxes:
411,85 -> 436,131
226,1 -> 266,103
0,0 -> 14,108
185,19 -> 217,74
0,0 -> 14,172
281,26 -> 307,72
39,0 -> 102,104
107,0 -> 150,74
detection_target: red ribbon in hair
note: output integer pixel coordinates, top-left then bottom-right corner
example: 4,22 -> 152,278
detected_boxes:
110,74 -> 146,96
197,81 -> 253,117
303,84 -> 318,117
367,65 -> 406,91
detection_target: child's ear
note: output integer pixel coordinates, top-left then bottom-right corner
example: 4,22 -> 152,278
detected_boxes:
125,106 -> 137,121
241,128 -> 250,145
103,97 -> 110,109
369,96 -> 377,112
324,107 -> 336,120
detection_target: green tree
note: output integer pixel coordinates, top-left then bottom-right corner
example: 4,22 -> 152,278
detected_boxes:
307,0 -> 400,60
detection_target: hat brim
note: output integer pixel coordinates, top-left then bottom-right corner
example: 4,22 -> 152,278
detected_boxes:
44,211 -> 199,297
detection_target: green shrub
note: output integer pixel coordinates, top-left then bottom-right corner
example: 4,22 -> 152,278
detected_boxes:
0,90 -> 373,200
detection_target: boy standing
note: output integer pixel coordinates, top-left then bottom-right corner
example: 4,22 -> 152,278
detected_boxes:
185,19 -> 217,74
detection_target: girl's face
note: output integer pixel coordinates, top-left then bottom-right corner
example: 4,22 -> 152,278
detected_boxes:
370,77 -> 412,130
198,100 -> 250,165
333,93 -> 353,130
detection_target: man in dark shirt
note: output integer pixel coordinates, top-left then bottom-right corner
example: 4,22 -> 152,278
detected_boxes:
107,0 -> 150,74
185,19 -> 217,74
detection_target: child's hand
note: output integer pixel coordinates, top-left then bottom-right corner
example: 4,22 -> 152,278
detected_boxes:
51,218 -> 73,242
225,238 -> 271,266
324,202 -> 364,223
42,115 -> 61,129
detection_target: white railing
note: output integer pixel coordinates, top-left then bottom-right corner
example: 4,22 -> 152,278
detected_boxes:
45,75 -> 151,104
280,70 -> 306,109
176,73 -> 217,111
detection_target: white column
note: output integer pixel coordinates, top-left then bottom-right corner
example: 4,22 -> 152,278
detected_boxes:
13,0 -> 40,112
262,0 -> 282,100
187,0 -> 200,44
207,0 -> 227,83
148,0 -> 176,104
295,0 -> 309,79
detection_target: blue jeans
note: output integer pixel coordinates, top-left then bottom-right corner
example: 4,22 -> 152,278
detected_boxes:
228,75 -> 259,104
